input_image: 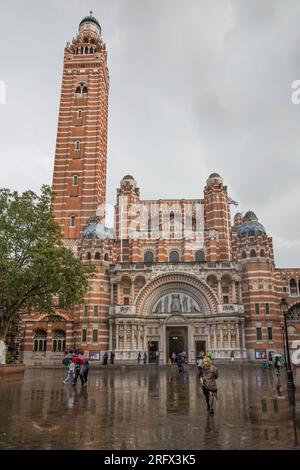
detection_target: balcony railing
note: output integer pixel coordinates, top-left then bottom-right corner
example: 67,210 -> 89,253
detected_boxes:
110,261 -> 241,272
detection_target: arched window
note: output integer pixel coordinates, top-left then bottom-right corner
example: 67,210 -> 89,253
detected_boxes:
121,276 -> 132,305
170,212 -> 175,238
86,252 -> 91,260
250,249 -> 256,258
192,216 -> 197,232
207,274 -> 218,290
33,330 -> 47,352
85,46 -> 88,54
95,252 -> 100,260
169,251 -> 179,263
52,330 -> 66,352
195,250 -> 205,262
290,279 -> 298,296
260,249 -> 265,257
75,140 -> 81,151
104,253 -> 109,261
144,251 -> 154,264
72,175 -> 78,186
147,217 -> 152,235
70,215 -> 76,227
242,251 -> 247,259
77,109 -> 82,118
75,83 -> 88,97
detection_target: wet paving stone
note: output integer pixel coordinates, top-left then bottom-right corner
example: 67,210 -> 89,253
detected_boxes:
0,365 -> 299,450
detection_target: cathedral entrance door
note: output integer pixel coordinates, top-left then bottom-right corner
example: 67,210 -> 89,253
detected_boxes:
195,340 -> 206,360
148,341 -> 159,363
166,327 -> 188,361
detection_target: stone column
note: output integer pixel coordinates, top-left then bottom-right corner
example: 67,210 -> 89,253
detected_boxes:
109,321 -> 113,351
236,322 -> 240,348
116,323 -> 119,350
228,325 -> 232,349
207,325 -> 211,350
124,322 -> 127,351
117,283 -> 120,304
213,324 -> 217,351
131,282 -> 135,303
219,324 -> 223,356
161,324 -> 166,363
111,283 -> 114,305
137,323 -> 141,351
131,324 -> 135,351
232,281 -> 237,304
188,324 -> 193,363
217,281 -> 222,302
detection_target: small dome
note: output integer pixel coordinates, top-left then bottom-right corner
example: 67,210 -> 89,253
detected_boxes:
234,212 -> 243,226
83,216 -> 114,240
208,172 -> 221,178
237,220 -> 267,238
79,13 -> 101,31
243,210 -> 258,223
122,175 -> 134,180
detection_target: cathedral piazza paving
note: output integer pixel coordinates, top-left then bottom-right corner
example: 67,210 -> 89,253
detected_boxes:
0,364 -> 299,450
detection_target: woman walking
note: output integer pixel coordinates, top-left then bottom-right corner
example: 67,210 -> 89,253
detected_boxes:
200,356 -> 218,414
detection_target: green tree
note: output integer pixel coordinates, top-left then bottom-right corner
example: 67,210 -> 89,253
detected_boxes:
0,185 -> 89,344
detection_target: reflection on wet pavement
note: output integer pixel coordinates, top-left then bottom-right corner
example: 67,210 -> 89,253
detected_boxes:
0,365 -> 299,450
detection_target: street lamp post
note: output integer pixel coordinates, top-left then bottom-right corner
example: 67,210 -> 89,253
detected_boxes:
279,298 -> 295,390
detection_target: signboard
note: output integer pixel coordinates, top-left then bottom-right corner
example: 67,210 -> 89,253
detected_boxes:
255,349 -> 267,360
89,351 -> 100,361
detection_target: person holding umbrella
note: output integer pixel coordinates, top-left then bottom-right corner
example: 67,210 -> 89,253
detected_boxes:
72,356 -> 84,386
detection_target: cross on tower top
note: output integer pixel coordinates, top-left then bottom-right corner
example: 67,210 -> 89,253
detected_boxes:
90,10 -> 93,16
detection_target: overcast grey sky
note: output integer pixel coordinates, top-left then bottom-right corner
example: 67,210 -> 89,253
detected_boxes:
0,0 -> 300,267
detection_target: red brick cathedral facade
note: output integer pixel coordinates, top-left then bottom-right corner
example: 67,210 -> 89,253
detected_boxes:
21,15 -> 300,365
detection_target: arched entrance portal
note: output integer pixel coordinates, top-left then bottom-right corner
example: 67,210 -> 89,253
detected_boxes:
133,272 -> 219,363
167,327 -> 188,358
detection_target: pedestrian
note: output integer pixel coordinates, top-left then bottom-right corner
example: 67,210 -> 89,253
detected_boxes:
167,357 -> 172,366
171,352 -> 176,363
72,357 -> 84,386
182,354 -> 188,373
63,360 -> 75,384
230,350 -> 235,362
143,352 -> 147,364
201,356 -> 218,414
110,351 -> 115,365
82,359 -> 90,386
155,350 -> 159,367
177,354 -> 184,373
103,352 -> 108,365
274,356 -> 281,375
137,351 -> 141,364
268,352 -> 273,367
196,353 -> 204,377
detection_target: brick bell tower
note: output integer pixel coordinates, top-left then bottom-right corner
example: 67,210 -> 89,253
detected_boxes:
52,12 -> 109,241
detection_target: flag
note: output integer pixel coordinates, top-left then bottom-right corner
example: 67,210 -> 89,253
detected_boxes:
226,196 -> 238,206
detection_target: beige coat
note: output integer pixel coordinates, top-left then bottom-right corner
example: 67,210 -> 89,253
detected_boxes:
202,364 -> 218,392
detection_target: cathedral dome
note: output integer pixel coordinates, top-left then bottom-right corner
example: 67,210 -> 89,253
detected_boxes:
243,210 -> 258,223
79,12 -> 101,32
237,213 -> 266,238
83,216 -> 114,240
122,175 -> 134,180
206,172 -> 223,186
